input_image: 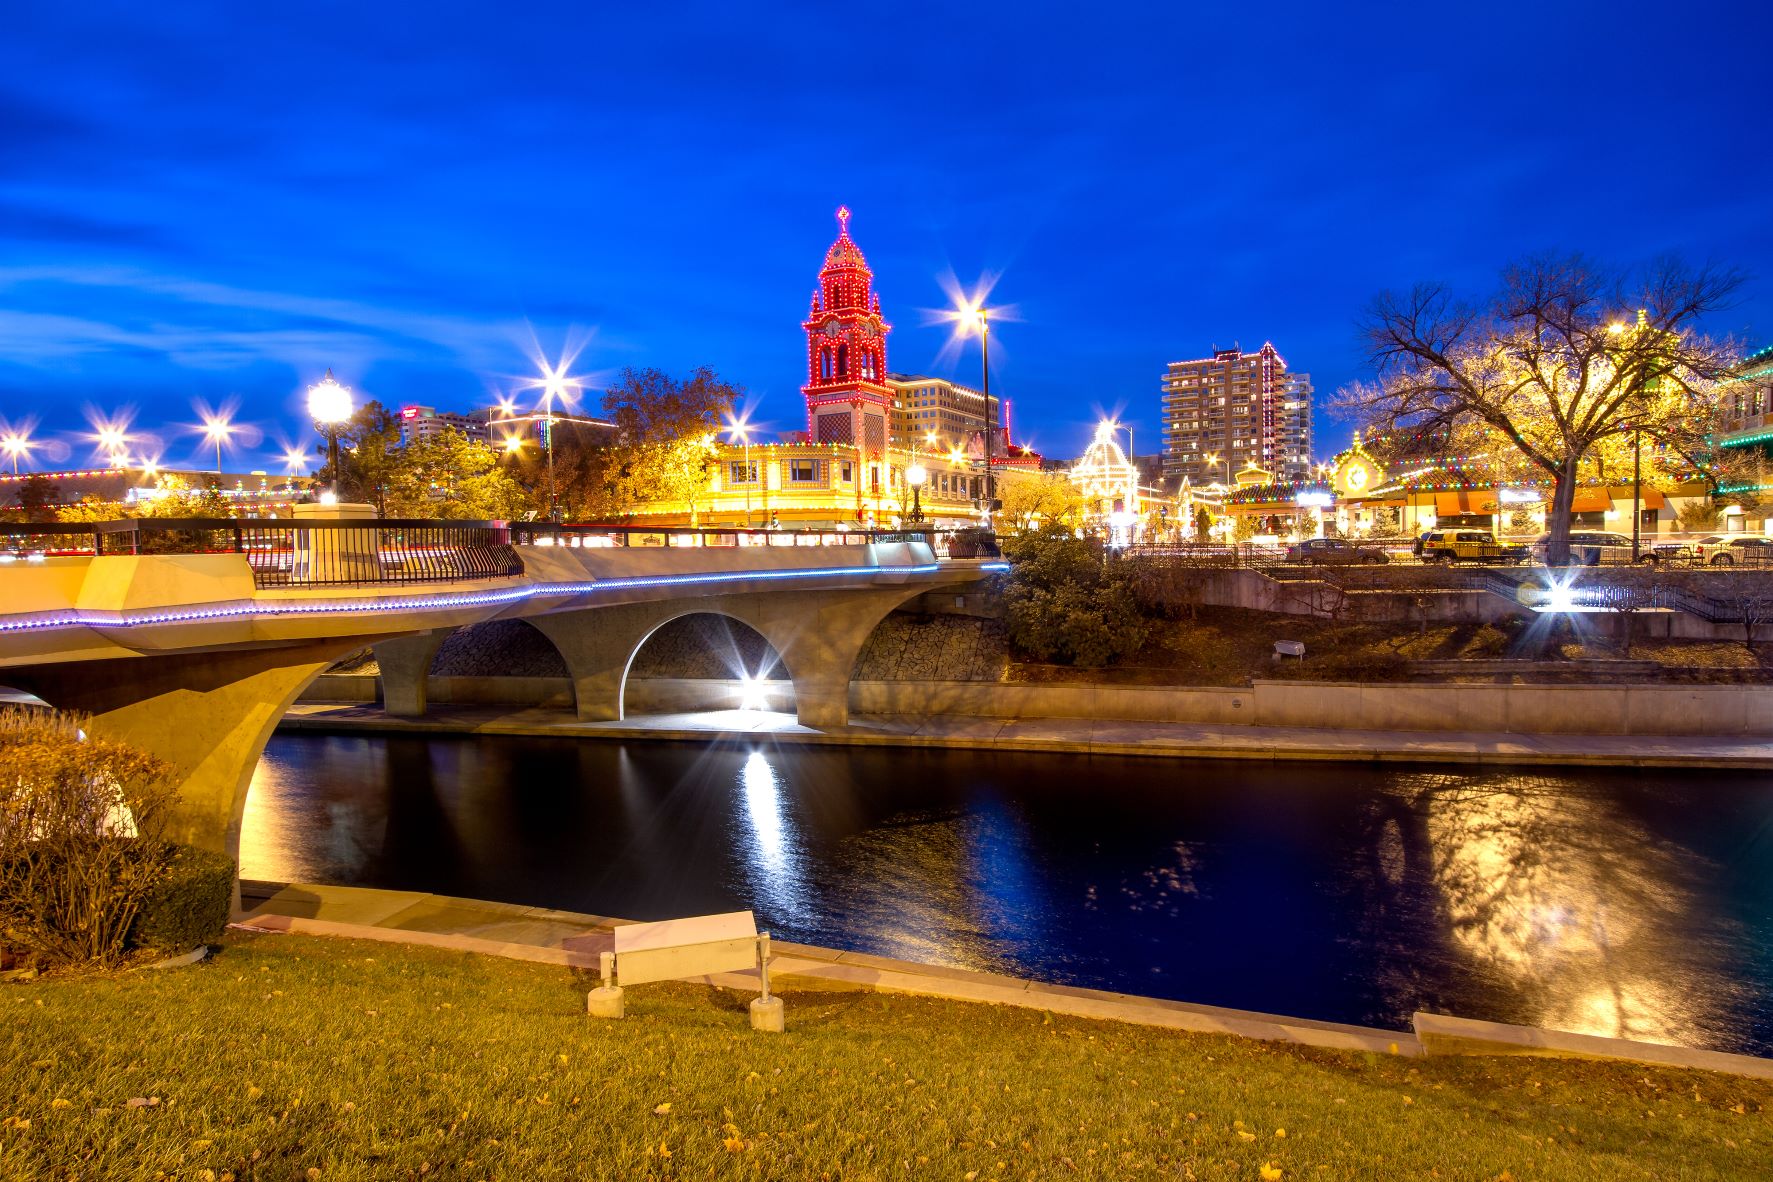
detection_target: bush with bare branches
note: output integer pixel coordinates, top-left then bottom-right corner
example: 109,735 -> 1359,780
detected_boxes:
0,708 -> 179,968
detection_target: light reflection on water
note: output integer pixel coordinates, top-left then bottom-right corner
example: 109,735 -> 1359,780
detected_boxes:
243,735 -> 1773,1056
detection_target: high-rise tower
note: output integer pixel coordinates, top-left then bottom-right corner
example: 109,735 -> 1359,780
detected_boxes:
802,206 -> 893,456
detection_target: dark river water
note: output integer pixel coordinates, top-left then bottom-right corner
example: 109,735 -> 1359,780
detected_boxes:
244,734 -> 1773,1057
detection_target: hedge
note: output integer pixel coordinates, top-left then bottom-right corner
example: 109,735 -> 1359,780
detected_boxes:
130,844 -> 235,953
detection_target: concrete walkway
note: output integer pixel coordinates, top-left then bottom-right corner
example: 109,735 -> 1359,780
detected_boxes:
280,701 -> 1773,769
236,879 -> 1418,1057
236,880 -> 1773,1079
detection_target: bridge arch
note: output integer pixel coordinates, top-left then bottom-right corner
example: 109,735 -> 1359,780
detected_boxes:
620,609 -> 795,717
375,619 -> 577,717
526,582 -> 938,729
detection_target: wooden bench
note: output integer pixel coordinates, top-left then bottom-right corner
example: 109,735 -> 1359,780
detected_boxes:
587,909 -> 783,1031
1273,639 -> 1306,661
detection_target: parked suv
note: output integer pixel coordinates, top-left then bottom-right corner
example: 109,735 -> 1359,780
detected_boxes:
1528,531 -> 1636,566
1413,529 -> 1529,564
1283,537 -> 1390,566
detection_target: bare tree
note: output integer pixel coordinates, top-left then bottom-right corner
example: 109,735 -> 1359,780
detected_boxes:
1342,256 -> 1743,565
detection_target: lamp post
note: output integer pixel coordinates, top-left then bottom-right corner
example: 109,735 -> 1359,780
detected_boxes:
0,430 -> 29,474
951,301 -> 999,515
533,360 -> 581,522
201,412 -> 233,480
906,461 -> 927,524
729,420 -> 753,528
977,307 -> 994,512
306,369 -> 355,500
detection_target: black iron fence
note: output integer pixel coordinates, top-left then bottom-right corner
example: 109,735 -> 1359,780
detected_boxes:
0,518 -> 1000,589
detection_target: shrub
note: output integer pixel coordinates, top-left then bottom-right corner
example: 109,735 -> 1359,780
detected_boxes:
0,708 -> 178,968
130,844 -> 235,953
1001,527 -> 1148,667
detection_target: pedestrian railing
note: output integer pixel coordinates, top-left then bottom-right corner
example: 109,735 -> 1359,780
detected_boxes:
509,523 -> 1000,558
0,518 -> 523,589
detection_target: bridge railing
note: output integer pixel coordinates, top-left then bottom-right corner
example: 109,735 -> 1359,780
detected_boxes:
0,518 -> 523,589
509,523 -> 1001,558
0,519 -> 1001,586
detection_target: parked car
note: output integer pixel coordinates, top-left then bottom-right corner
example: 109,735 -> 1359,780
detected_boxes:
1527,531 -> 1637,566
1283,537 -> 1390,566
1695,535 -> 1773,566
1412,529 -> 1529,565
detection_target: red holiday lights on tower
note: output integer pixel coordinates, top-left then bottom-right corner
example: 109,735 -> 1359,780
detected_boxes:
802,206 -> 893,456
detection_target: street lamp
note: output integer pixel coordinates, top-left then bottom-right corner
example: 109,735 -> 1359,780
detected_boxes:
531,357 -> 582,522
306,369 -> 355,499
200,410 -> 234,480
0,429 -> 31,474
727,418 -> 754,528
905,462 -> 927,524
952,301 -> 998,514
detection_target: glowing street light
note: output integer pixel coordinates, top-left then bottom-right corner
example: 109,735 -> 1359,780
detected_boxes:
727,417 -> 755,528
89,414 -> 132,465
199,409 -> 235,478
905,461 -> 928,524
306,369 -> 355,499
502,433 -> 527,456
280,444 -> 310,475
1,428 -> 33,474
948,300 -> 1000,513
526,355 -> 585,521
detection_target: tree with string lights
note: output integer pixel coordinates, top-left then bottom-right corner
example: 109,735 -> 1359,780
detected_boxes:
1341,255 -> 1743,565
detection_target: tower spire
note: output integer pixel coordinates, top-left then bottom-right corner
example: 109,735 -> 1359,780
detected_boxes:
836,205 -> 851,233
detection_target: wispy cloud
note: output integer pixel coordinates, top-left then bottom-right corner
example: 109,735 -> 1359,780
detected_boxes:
0,265 -> 532,372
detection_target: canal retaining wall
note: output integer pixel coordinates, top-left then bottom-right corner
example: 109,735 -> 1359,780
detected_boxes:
300,673 -> 1773,737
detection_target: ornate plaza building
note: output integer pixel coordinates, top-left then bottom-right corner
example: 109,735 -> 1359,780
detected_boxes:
629,208 -> 995,529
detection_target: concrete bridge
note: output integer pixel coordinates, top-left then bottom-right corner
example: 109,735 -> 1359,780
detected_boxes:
0,518 -> 1000,864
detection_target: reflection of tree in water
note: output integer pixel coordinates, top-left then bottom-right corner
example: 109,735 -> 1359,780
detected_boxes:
1364,771 -> 1743,1049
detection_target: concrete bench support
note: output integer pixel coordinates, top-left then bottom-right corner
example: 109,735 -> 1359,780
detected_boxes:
587,910 -> 782,1032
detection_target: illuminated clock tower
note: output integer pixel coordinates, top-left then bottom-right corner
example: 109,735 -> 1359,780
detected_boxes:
802,206 -> 892,456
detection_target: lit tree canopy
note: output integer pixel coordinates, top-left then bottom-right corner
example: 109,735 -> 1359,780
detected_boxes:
383,428 -> 528,520
597,366 -> 739,521
995,470 -> 1091,534
1342,255 -> 1743,563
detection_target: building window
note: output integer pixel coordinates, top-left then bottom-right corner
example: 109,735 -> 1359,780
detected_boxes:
789,459 -> 818,483
841,461 -> 853,482
729,461 -> 757,484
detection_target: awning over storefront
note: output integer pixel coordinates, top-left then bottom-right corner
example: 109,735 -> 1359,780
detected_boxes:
1434,491 -> 1499,516
1565,487 -> 1666,512
1569,489 -> 1611,513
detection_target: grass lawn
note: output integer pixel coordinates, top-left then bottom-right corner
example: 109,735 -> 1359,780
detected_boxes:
4,933 -> 1768,1180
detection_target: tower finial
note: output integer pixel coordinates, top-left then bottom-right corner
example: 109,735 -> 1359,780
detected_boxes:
836,205 -> 851,232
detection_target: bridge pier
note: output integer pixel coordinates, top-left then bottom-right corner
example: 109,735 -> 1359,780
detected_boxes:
528,585 -> 933,729
374,630 -> 453,717
11,639 -> 364,862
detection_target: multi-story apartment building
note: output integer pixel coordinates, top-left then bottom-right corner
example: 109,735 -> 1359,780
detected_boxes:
398,405 -> 485,447
887,373 -> 1008,454
1160,342 -> 1313,484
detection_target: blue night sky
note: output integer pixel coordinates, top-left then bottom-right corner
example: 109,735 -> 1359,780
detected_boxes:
2,1 -> 1769,472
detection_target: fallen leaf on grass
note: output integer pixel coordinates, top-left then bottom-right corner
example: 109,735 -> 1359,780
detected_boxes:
49,1099 -> 71,1110
1237,1131 -> 1257,1142
723,1137 -> 745,1153
1260,1165 -> 1284,1181
653,1102 -> 671,1115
